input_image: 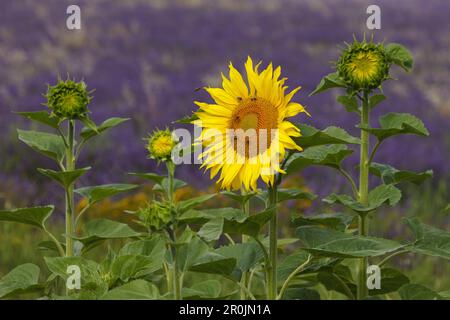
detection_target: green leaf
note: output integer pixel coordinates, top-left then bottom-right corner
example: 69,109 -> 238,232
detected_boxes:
370,163 -> 433,185
221,191 -> 258,204
38,167 -> 91,188
310,72 -> 346,96
74,219 -> 141,252
179,208 -> 245,225
286,144 -> 353,172
258,188 -> 316,203
128,172 -> 165,185
294,124 -> 360,148
111,255 -> 161,282
176,113 -> 199,124
198,218 -> 224,242
277,251 -> 311,283
0,205 -> 54,230
16,111 -> 61,128
398,284 -> 442,300
337,95 -> 359,114
44,256 -> 101,284
17,129 -> 65,162
404,218 -> 450,259
0,264 -> 41,298
80,117 -> 129,141
317,270 -> 356,299
177,237 -> 210,271
324,184 -> 401,213
223,208 -> 273,238
296,226 -> 403,258
216,242 -> 264,274
176,194 -> 217,213
100,280 -> 160,300
385,43 -> 414,72
291,212 -> 354,231
75,184 -> 138,204
183,280 -> 222,299
189,257 -> 236,276
368,94 -> 386,110
153,178 -> 187,193
282,288 -> 321,300
79,116 -> 98,134
360,112 -> 428,141
118,236 -> 166,257
369,268 -> 409,295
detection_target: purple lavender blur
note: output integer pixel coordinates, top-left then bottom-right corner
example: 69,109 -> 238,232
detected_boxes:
0,0 -> 448,208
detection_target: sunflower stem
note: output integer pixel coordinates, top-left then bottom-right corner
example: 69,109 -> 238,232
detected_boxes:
166,161 -> 181,300
357,90 -> 370,300
65,120 -> 75,257
267,184 -> 278,300
240,189 -> 250,300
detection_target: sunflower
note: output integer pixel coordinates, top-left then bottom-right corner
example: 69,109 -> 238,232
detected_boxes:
146,128 -> 177,162
337,39 -> 389,90
193,57 -> 309,191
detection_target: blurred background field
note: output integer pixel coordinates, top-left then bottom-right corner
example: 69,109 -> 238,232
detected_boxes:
0,0 -> 448,292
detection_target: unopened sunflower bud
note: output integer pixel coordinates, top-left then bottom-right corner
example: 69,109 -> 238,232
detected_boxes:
145,129 -> 177,162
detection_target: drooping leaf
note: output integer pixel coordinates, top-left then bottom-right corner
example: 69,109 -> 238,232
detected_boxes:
404,218 -> 450,260
216,242 -> 265,275
177,237 -> 210,272
37,167 -> 91,188
17,129 -> 65,162
398,284 -> 442,300
317,270 -> 356,299
0,264 -> 42,298
296,226 -> 403,258
183,280 -> 222,299
37,240 -> 65,253
370,163 -> 433,185
385,43 -> 414,72
323,184 -> 401,213
75,184 -> 138,204
293,124 -> 360,148
100,280 -> 160,300
360,112 -> 428,141
80,117 -> 129,141
0,205 -> 54,230
277,251 -> 311,283
291,212 -> 354,231
286,144 -> 353,173
79,116 -> 98,134
337,95 -> 359,114
128,172 -> 165,185
16,111 -> 61,128
111,255 -> 161,282
309,72 -> 346,96
368,268 -> 410,296
73,219 -> 141,252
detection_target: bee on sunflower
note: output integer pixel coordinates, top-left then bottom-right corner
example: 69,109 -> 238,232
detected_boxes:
192,56 -> 309,191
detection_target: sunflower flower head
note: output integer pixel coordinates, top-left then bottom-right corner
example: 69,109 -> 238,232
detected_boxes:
45,78 -> 92,119
145,128 -> 177,162
135,201 -> 171,231
192,56 -> 309,191
337,38 -> 389,90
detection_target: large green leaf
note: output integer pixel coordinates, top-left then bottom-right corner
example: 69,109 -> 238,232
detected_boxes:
323,184 -> 401,213
80,117 -> 129,141
360,112 -> 428,141
179,208 -> 245,225
38,167 -> 91,188
100,280 -> 160,300
277,251 -> 311,283
370,163 -> 433,185
398,284 -> 442,300
216,242 -> 264,275
221,191 -> 258,204
16,111 -> 61,128
291,212 -> 354,231
296,226 -> 403,258
198,218 -> 224,242
75,183 -> 138,204
310,72 -> 346,96
118,236 -> 166,258
385,43 -> 414,72
317,268 -> 356,299
177,237 -> 210,272
111,255 -> 160,282
17,129 -> 66,162
128,172 -> 165,184
223,208 -> 273,238
73,219 -> 141,252
282,288 -> 321,300
369,268 -> 409,296
0,205 -> 54,230
189,256 -> 236,276
286,144 -> 353,173
293,124 -> 360,148
368,94 -> 386,110
404,218 -> 450,260
183,280 -> 222,299
0,264 -> 42,298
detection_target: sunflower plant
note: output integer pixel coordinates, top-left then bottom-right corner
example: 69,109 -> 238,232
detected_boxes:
0,78 -> 139,298
288,37 -> 449,299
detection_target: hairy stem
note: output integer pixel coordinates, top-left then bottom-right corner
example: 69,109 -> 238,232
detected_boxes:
357,91 -> 370,300
65,120 -> 75,257
240,190 -> 250,299
277,254 -> 311,300
267,184 -> 278,300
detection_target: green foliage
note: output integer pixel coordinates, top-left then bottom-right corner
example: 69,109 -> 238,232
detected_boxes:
0,206 -> 54,230
38,167 -> 91,188
293,124 -> 360,148
0,264 -> 42,298
370,163 -> 433,185
17,129 -> 66,162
